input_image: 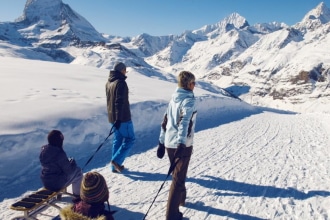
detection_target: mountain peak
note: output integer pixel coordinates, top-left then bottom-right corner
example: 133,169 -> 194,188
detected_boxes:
14,0 -> 105,44
16,0 -> 63,23
300,2 -> 330,25
193,12 -> 249,36
223,12 -> 250,29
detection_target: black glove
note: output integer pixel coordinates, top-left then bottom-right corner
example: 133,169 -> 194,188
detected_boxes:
174,143 -> 186,159
114,120 -> 121,130
157,142 -> 165,159
69,157 -> 76,166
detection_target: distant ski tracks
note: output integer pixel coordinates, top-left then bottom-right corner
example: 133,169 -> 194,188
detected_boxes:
183,111 -> 330,219
93,111 -> 329,219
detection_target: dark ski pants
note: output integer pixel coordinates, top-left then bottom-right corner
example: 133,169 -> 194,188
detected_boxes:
166,146 -> 193,220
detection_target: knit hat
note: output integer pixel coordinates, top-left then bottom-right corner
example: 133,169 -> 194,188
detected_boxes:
114,62 -> 126,72
47,130 -> 64,148
80,172 -> 109,204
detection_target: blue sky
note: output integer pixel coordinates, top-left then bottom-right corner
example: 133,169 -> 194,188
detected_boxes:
0,0 -> 329,37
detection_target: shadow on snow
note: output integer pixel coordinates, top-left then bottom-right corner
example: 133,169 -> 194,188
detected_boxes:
189,175 -> 330,200
0,101 -> 295,201
121,170 -> 330,220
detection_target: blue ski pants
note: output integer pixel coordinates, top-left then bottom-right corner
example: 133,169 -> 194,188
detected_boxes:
110,120 -> 135,171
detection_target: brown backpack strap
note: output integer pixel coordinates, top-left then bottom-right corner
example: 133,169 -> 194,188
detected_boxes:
161,114 -> 168,131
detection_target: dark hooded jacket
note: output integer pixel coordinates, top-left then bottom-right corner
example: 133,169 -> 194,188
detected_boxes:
105,70 -> 131,123
39,144 -> 78,191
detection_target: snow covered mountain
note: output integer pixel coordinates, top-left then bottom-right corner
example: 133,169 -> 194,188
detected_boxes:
0,0 -> 150,68
1,0 -> 330,112
131,2 -> 330,112
14,0 -> 105,46
296,1 -> 330,29
214,2 -> 330,111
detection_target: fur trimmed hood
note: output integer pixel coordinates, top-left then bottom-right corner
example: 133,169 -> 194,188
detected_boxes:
60,205 -> 106,220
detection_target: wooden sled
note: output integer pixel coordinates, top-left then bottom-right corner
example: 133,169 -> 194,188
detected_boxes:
10,187 -> 74,220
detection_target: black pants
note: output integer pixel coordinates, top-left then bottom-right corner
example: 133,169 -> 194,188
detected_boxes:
166,146 -> 193,220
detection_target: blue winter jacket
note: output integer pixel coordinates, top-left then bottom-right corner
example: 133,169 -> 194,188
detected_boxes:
159,87 -> 197,148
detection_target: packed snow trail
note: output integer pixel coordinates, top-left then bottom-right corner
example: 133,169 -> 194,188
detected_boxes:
104,111 -> 330,220
1,111 -> 329,220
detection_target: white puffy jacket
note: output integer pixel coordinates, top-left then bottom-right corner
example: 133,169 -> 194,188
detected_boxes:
159,87 -> 197,148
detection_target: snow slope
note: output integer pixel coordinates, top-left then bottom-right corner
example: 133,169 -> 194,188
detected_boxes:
0,57 -> 329,219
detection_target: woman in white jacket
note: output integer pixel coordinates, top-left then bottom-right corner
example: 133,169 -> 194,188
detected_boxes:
158,71 -> 197,220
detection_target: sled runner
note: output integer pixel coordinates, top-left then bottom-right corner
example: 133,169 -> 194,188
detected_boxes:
10,187 -> 74,220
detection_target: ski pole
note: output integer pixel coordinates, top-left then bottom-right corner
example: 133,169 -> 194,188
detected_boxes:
82,125 -> 115,171
142,158 -> 180,220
